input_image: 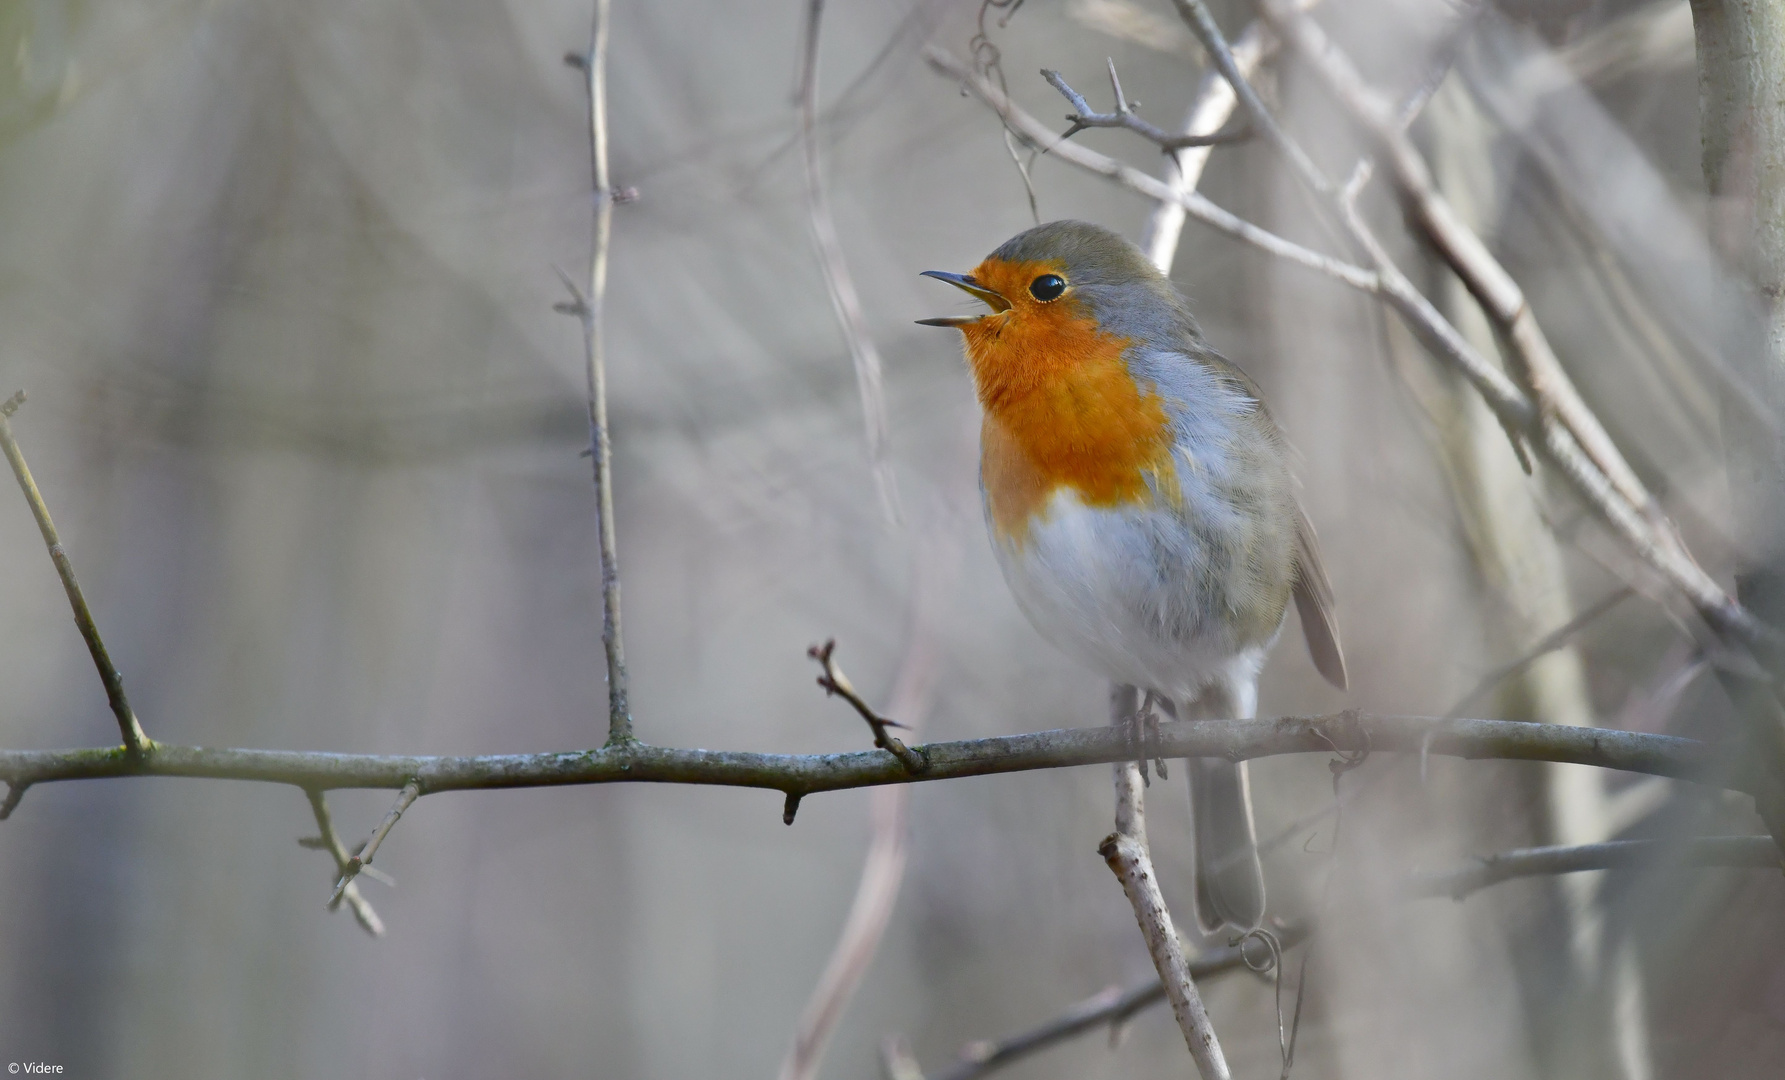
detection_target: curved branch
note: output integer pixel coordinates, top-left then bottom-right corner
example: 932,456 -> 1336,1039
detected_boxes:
0,715 -> 1735,807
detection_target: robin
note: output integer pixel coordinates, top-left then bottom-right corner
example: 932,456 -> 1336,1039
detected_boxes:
919,220 -> 1346,933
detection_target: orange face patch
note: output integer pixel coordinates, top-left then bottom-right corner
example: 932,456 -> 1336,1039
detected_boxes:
959,257 -> 1178,545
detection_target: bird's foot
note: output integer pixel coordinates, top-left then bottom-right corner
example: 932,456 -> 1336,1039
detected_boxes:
1128,692 -> 1168,784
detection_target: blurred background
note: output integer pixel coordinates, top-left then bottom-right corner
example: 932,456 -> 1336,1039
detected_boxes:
1,0 -> 1782,1075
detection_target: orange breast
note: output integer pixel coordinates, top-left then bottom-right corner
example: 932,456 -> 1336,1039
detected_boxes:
963,258 -> 1178,545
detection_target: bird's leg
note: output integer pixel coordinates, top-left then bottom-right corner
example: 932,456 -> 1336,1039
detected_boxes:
1146,693 -> 1171,781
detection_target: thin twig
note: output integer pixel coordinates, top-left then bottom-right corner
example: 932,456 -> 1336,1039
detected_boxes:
925,48 -> 1379,290
781,549 -> 948,1080
1445,585 -> 1636,717
1103,685 -> 1232,1080
329,779 -> 421,906
303,788 -> 385,936
1103,760 -> 1232,1079
924,924 -> 1311,1080
0,391 -> 150,755
808,639 -> 928,773
1042,61 -> 1249,151
1256,0 -> 1660,532
1408,836 -> 1781,900
563,0 -> 633,746
1159,0 -> 1783,670
1140,17 -> 1283,272
798,0 -> 900,523
0,715 -> 1741,801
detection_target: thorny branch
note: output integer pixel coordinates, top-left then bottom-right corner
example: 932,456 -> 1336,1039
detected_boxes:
781,558 -> 947,1080
0,713 -> 1733,800
1043,60 -> 1248,151
328,779 -> 421,907
302,789 -> 385,937
0,391 -> 150,756
809,639 -> 928,773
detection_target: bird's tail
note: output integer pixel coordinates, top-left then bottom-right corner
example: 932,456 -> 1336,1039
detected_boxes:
1188,757 -> 1265,933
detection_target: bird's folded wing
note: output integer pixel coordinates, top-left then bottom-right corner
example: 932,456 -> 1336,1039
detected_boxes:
1292,501 -> 1348,690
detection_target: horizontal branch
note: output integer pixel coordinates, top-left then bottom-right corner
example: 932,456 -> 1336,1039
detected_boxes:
0,715 -> 1740,811
1409,835 -> 1780,900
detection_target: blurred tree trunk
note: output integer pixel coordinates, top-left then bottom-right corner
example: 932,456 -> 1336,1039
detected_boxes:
1418,79 -> 1652,1080
1692,0 -> 1785,858
1692,0 -> 1785,595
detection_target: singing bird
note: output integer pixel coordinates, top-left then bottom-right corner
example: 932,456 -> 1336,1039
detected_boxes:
919,220 -> 1346,933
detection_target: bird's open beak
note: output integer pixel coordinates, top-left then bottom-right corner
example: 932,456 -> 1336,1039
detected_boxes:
916,271 -> 1010,326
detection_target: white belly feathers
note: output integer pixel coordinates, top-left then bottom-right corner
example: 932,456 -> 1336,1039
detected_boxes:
989,487 -> 1277,699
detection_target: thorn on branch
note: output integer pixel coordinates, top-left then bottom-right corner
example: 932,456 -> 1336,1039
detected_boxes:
329,779 -> 421,911
0,781 -> 27,820
807,640 -> 927,773
552,265 -> 589,317
303,788 -> 386,937
1041,66 -> 1250,153
564,50 -> 589,70
783,791 -> 803,826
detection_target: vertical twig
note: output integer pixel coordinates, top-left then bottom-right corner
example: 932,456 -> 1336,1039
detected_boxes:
1102,685 -> 1232,1080
798,0 -> 901,524
565,0 -> 634,746
0,391 -> 150,756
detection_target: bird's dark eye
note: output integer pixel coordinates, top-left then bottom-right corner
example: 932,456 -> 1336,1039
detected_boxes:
1028,274 -> 1067,302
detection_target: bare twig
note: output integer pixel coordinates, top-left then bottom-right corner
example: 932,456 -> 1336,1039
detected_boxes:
924,924 -> 1311,1080
781,556 -> 947,1080
1139,17 -> 1281,271
1163,0 -> 1783,669
1445,585 -> 1636,717
1256,0 -> 1658,530
1102,766 -> 1232,1078
925,48 -> 1379,290
328,779 -> 421,907
0,715 -> 1742,802
0,391 -> 150,756
561,0 -> 633,747
1042,61 -> 1248,151
809,639 -> 928,773
1103,685 -> 1232,1080
303,788 -> 385,937
1409,836 -> 1781,900
798,0 -> 900,523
